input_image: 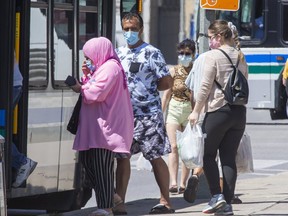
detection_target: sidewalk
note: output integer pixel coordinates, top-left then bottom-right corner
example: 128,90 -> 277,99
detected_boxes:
48,171 -> 288,216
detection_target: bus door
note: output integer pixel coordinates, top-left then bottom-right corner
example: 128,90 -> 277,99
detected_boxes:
0,0 -> 30,194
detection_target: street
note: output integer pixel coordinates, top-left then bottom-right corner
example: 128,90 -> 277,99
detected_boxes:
29,108 -> 288,216
83,108 -> 288,210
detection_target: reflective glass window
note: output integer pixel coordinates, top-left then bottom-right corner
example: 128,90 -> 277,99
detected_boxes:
53,9 -> 74,82
217,0 -> 265,41
29,7 -> 48,88
54,0 -> 73,3
121,0 -> 139,13
282,4 -> 288,41
31,0 -> 47,2
78,1 -> 98,73
80,0 -> 98,7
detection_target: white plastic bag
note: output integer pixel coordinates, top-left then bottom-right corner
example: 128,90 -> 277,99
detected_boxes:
236,131 -> 254,173
177,124 -> 205,169
136,154 -> 153,171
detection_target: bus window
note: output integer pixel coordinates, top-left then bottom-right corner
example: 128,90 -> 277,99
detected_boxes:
120,0 -> 142,18
282,3 -> 288,42
29,7 -> 48,89
239,0 -> 252,37
217,0 -> 265,41
54,0 -> 73,3
53,7 -> 74,84
79,1 -> 98,75
80,0 -> 98,6
253,0 -> 264,40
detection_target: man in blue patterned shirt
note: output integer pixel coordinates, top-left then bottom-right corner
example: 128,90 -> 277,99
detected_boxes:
114,12 -> 174,215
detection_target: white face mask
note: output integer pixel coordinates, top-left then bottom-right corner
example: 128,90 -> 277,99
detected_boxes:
178,55 -> 193,67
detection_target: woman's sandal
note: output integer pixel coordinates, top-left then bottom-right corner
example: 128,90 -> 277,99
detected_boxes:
149,204 -> 175,214
178,187 -> 185,194
169,185 -> 178,193
113,193 -> 123,207
113,193 -> 127,215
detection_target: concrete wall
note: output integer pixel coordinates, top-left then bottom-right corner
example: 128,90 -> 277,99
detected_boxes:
148,0 -> 196,65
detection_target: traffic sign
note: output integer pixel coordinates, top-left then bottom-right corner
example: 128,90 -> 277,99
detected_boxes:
200,0 -> 240,11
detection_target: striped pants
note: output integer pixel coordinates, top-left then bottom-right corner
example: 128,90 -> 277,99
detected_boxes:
79,148 -> 115,208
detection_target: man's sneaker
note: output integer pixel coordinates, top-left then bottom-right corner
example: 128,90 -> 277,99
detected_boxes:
183,175 -> 199,203
202,194 -> 226,214
214,204 -> 234,215
12,158 -> 37,188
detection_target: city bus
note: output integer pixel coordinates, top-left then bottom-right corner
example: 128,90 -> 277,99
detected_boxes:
0,0 -> 141,213
215,0 -> 288,119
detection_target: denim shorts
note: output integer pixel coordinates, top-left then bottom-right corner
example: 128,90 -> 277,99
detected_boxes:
116,112 -> 171,161
166,98 -> 192,126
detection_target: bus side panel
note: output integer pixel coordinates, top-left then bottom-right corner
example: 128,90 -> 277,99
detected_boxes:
243,48 -> 288,109
58,92 -> 80,191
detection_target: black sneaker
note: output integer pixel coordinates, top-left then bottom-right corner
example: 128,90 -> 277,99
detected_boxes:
183,175 -> 199,203
231,195 -> 242,204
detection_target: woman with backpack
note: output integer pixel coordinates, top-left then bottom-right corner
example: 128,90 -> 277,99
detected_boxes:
188,20 -> 248,215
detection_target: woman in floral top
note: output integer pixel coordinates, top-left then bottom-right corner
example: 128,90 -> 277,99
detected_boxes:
162,39 -> 202,202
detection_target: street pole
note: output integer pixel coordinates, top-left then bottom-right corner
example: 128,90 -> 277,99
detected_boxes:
179,0 -> 186,42
196,7 -> 216,199
198,8 -> 216,54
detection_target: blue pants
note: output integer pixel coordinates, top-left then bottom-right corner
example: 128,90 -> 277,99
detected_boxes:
12,86 -> 27,169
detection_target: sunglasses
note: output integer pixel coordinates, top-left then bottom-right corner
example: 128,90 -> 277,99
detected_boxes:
208,35 -> 216,40
198,33 -> 217,40
178,52 -> 192,56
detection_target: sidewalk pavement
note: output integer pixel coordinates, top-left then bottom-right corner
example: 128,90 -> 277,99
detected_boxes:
47,171 -> 288,216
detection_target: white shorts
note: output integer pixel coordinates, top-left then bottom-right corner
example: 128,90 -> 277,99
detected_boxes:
166,98 -> 192,126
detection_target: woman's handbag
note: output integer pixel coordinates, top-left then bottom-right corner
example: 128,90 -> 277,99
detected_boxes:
177,124 -> 205,169
67,94 -> 82,135
236,131 -> 254,173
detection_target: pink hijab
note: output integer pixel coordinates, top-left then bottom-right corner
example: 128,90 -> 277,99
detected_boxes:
82,37 -> 127,88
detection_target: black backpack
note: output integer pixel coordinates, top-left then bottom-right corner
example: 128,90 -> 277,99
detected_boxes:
214,49 -> 249,106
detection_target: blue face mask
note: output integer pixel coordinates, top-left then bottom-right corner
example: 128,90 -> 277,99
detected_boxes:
178,55 -> 193,67
123,31 -> 139,46
86,59 -> 96,72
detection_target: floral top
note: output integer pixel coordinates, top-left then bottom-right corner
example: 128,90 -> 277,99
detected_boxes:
116,42 -> 170,117
171,65 -> 191,102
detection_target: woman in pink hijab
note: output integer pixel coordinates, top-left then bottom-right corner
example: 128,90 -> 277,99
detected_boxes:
69,37 -> 133,216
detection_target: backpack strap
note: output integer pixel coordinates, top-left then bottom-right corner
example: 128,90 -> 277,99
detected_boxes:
218,48 -> 241,67
214,49 -> 236,92
214,79 -> 225,95
217,48 -> 235,66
